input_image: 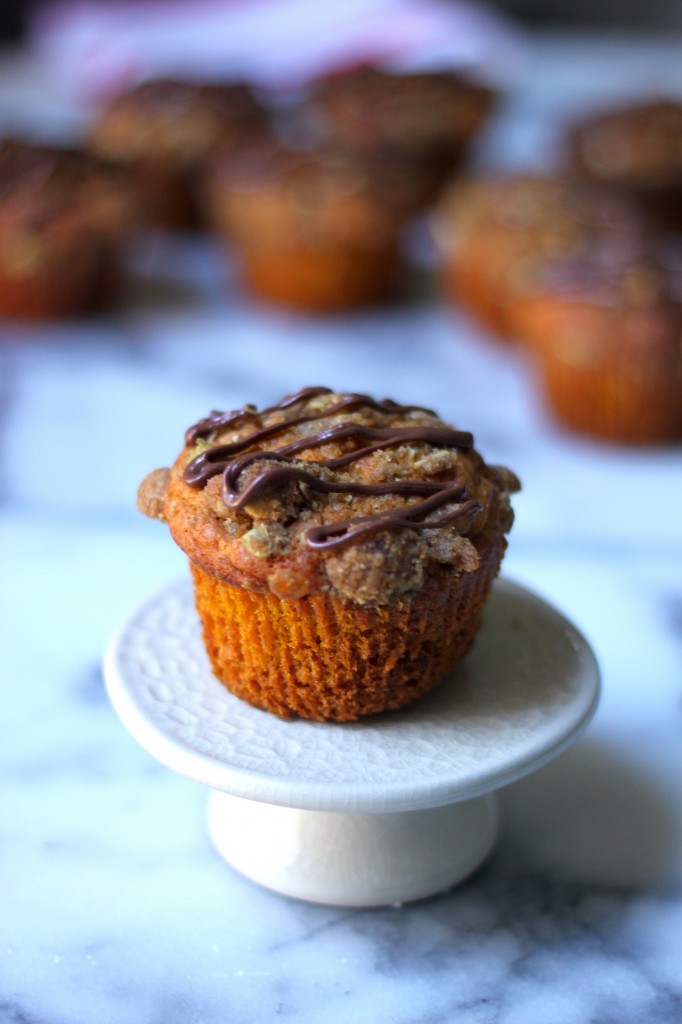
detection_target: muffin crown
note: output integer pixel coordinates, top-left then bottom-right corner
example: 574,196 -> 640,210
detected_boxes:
183,387 -> 480,551
140,388 -> 519,605
308,67 -> 494,149
205,142 -> 421,241
89,78 -> 269,165
571,98 -> 682,185
0,139 -> 137,236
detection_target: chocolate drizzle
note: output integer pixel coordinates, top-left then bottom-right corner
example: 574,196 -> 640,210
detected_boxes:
183,388 -> 480,550
185,387 -> 435,445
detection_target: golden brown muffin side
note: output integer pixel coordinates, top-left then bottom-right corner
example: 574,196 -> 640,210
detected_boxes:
518,244 -> 682,443
189,540 -> 505,720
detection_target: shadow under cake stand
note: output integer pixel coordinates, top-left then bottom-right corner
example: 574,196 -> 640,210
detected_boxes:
104,577 -> 600,907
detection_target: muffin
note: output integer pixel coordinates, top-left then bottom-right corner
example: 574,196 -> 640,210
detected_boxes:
568,98 -> 682,230
303,66 -> 495,208
137,386 -> 520,721
433,174 -> 648,339
0,138 -> 138,319
205,144 -> 411,311
88,78 -> 270,229
518,239 -> 682,444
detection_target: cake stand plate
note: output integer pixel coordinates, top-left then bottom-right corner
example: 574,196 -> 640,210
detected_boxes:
104,578 -> 600,907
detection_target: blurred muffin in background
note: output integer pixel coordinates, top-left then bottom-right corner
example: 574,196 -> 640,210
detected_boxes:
568,98 -> 682,230
205,142 -> 413,312
432,174 -> 648,339
88,78 -> 271,229
301,66 -> 495,210
0,139 -> 138,320
518,238 -> 682,444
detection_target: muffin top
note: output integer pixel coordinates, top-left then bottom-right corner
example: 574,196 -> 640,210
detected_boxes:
569,98 -> 682,189
206,142 -> 425,240
89,78 -> 269,167
0,138 -> 137,241
531,235 -> 682,308
138,387 -> 519,607
439,174 -> 646,243
305,67 -> 494,154
436,174 -> 653,295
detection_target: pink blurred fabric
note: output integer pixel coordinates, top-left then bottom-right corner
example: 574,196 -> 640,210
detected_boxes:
29,0 -> 524,101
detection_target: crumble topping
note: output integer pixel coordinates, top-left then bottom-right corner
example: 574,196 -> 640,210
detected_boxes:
138,388 -> 520,605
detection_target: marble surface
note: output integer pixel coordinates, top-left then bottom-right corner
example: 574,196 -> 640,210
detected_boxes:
2,31 -> 682,1024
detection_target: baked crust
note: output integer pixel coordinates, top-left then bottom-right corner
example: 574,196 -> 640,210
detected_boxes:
88,78 -> 270,227
0,138 -> 138,317
139,388 -> 519,606
305,67 -> 494,197
569,98 -> 682,227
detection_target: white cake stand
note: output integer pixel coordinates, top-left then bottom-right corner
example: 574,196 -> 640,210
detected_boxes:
104,577 -> 600,907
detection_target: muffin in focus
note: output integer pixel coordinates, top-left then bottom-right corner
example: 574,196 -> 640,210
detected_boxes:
137,387 -> 520,721
0,138 -> 138,319
303,66 -> 495,209
568,98 -> 682,230
88,78 -> 270,229
205,144 -> 411,311
518,240 -> 682,444
432,174 -> 648,339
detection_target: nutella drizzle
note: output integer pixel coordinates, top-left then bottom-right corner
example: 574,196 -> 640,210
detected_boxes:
183,388 -> 480,551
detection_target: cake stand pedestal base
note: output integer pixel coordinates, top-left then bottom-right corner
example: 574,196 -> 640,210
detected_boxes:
208,790 -> 499,906
105,578 -> 600,908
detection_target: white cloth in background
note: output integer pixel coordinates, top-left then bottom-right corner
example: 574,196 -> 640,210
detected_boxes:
28,0 -> 524,100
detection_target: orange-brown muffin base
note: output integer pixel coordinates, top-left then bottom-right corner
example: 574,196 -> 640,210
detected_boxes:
523,301 -> 682,444
137,165 -> 197,230
190,540 -> 505,722
0,245 -> 119,319
236,244 -> 401,312
441,257 -> 516,340
533,350 -> 682,444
